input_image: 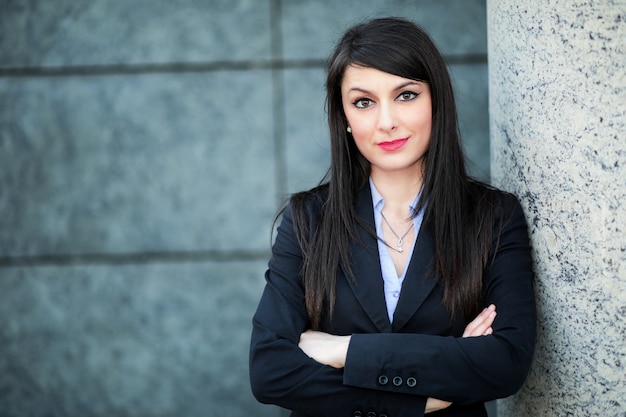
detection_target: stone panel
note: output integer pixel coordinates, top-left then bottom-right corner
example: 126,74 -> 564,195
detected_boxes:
283,68 -> 329,194
0,260 -> 279,417
0,70 -> 276,256
281,0 -> 487,60
0,0 -> 271,68
449,63 -> 490,181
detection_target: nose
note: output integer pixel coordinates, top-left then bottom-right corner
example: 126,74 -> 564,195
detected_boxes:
377,102 -> 398,132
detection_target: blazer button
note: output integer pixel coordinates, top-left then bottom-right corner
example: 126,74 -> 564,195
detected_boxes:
378,375 -> 389,386
392,376 -> 403,386
407,377 -> 417,387
352,411 -> 363,417
367,412 -> 377,417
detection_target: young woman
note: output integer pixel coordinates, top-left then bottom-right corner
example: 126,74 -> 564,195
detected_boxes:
250,17 -> 535,417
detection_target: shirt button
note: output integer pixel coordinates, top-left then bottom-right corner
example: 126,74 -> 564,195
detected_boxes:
392,291 -> 400,298
378,375 -> 389,385
393,376 -> 403,386
407,377 -> 417,387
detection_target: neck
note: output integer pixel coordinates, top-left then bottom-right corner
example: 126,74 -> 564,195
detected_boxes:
370,168 -> 423,215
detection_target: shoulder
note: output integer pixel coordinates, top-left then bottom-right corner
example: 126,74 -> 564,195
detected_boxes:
490,188 -> 525,226
289,183 -> 329,220
465,181 -> 529,249
274,183 -> 329,247
467,180 -> 523,218
471,183 -> 531,253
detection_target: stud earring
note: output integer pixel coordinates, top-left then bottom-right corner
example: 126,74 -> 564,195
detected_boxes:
347,126 -> 352,133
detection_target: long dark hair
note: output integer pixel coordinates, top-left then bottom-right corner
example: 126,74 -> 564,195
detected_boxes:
287,17 -> 496,330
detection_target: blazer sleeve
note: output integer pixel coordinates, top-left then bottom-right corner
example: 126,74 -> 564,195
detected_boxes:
343,193 -> 536,404
249,202 -> 429,417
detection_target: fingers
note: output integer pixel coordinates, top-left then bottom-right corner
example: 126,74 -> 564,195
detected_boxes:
462,304 -> 496,338
425,398 -> 453,413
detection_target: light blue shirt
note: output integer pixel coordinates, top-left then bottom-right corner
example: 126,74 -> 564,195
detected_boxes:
369,178 -> 425,323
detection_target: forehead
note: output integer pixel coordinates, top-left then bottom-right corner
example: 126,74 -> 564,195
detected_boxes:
341,65 -> 420,92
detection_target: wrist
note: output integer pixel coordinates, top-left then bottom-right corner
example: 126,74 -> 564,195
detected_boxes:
336,335 -> 351,368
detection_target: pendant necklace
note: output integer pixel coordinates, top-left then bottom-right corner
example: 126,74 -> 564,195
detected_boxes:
380,211 -> 414,253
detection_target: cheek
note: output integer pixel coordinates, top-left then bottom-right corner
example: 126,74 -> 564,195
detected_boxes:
421,116 -> 433,133
349,129 -> 371,156
404,107 -> 432,129
346,112 -> 374,137
407,115 -> 432,138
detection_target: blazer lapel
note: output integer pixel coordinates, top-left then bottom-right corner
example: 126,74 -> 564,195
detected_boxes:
391,225 -> 437,332
340,185 -> 392,333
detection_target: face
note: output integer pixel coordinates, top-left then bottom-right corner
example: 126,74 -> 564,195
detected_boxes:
341,65 -> 432,178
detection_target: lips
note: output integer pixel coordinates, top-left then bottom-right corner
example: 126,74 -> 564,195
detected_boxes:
377,138 -> 408,151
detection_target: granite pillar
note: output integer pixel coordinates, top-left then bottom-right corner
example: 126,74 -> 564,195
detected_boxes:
488,0 -> 626,415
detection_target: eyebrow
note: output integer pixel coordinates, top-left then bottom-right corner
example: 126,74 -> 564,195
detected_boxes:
347,80 -> 422,94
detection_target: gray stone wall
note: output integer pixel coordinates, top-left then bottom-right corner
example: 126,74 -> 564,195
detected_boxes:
0,1 -> 490,416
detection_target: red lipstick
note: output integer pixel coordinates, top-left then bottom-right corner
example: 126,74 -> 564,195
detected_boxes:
378,138 -> 408,151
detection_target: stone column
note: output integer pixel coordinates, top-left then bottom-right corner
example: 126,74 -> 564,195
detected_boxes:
488,1 -> 626,415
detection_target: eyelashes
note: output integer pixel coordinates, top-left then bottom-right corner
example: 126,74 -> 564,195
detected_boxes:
398,91 -> 418,101
353,98 -> 373,108
352,91 -> 419,109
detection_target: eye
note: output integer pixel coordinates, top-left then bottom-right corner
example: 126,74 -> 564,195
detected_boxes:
397,91 -> 418,101
353,98 -> 374,109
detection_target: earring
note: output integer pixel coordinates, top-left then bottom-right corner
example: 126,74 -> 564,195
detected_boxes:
347,126 -> 352,133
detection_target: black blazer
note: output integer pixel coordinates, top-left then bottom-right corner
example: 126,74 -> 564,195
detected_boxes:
250,184 -> 536,417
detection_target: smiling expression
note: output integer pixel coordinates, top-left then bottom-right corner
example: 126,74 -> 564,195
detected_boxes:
341,65 -> 432,178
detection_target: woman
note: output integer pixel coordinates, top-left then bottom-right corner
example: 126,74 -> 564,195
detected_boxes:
250,17 -> 535,417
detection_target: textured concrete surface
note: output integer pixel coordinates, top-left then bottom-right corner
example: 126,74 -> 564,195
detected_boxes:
0,71 -> 276,256
0,261 -> 274,416
0,0 -> 272,66
0,1 -> 491,416
489,0 -> 626,415
281,0 -> 488,60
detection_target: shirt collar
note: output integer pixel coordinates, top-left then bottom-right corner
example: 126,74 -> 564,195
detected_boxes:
369,177 -> 420,212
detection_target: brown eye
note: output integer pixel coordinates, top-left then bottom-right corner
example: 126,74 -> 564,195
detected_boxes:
354,98 -> 373,108
398,91 -> 417,101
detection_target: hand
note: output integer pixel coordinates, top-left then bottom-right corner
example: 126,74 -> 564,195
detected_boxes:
298,330 -> 351,369
425,304 -> 497,413
426,397 -> 454,413
463,304 -> 497,337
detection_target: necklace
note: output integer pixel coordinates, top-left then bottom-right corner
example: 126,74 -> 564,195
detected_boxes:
380,211 -> 414,253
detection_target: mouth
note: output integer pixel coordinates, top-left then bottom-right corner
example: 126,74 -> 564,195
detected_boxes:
377,138 -> 408,151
